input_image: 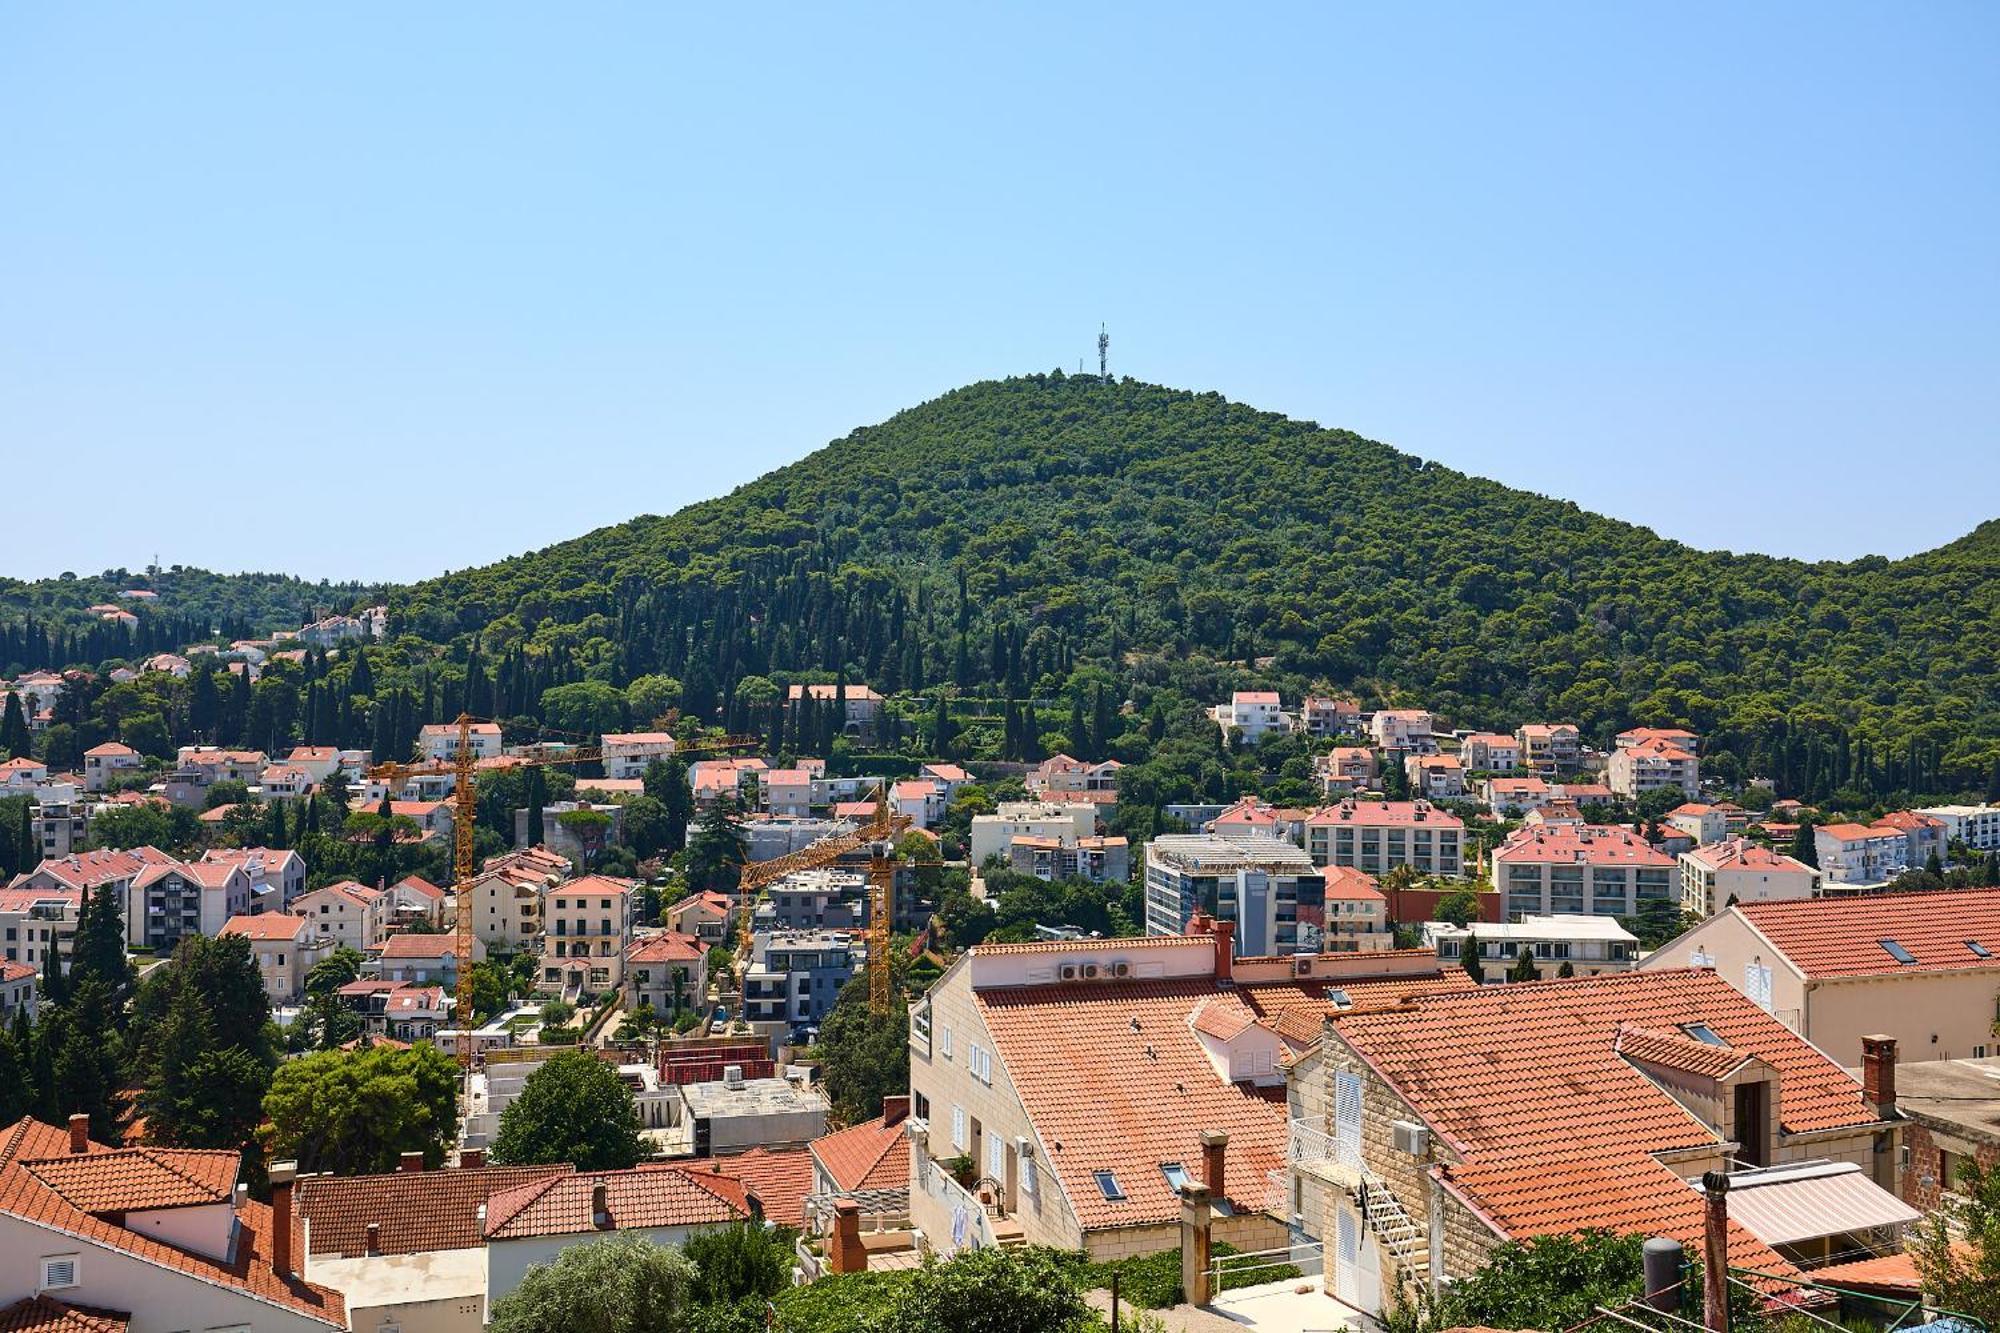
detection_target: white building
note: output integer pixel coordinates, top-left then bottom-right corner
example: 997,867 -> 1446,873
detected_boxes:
968,801 -> 1099,867
1915,804 -> 2000,853
1424,913 -> 1641,979
1814,823 -> 1911,887
600,732 -> 678,781
1144,833 -> 1320,958
1211,691 -> 1291,742
1370,709 -> 1436,754
418,721 -> 503,762
290,881 -> 388,952
1678,839 -> 1822,918
1607,736 -> 1700,800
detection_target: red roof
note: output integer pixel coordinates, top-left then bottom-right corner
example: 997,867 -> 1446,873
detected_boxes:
675,1147 -> 815,1229
22,1147 -> 240,1212
1735,888 -> 2000,978
372,933 -> 461,960
1492,823 -> 1676,868
810,1103 -> 912,1194
297,1164 -> 569,1257
221,912 -> 309,942
0,1298 -> 129,1333
629,931 -> 705,963
1322,866 -> 1385,902
483,1166 -> 745,1239
1306,801 -> 1465,829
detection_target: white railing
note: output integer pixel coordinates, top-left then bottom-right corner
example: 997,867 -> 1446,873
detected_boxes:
1287,1117 -> 1364,1175
914,1154 -> 997,1254
1287,1119 -> 1427,1270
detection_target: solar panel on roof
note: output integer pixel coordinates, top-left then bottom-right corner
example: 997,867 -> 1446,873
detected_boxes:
1879,938 -> 1918,965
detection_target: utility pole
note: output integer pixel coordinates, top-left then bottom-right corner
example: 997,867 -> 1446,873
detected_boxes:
1098,324 -> 1109,381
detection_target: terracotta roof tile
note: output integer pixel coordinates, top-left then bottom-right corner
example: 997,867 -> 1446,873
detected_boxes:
676,1147 -> 815,1229
297,1164 -> 569,1257
0,1298 -> 129,1333
810,1115 -> 911,1196
23,1147 -> 240,1212
1614,1024 -> 1754,1080
1737,888 -> 2000,978
483,1166 -> 745,1240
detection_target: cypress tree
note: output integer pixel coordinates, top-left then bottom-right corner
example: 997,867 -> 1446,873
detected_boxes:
71,883 -> 130,1001
1789,820 -> 1818,868
0,692 -> 28,758
0,1022 -> 26,1125
1068,695 -> 1087,758
1508,946 -> 1539,983
40,934 -> 68,1008
1461,934 -> 1484,984
526,767 -> 546,848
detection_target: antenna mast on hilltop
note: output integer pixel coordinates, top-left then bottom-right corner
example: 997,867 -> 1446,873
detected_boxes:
1098,324 -> 1109,381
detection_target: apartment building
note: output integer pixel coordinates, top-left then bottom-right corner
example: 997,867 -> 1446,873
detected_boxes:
126,860 -> 251,951
1304,801 -> 1465,879
290,881 -> 388,953
600,731 -> 678,780
1678,839 -> 1821,917
1211,690 -> 1290,742
1144,833 -> 1323,957
1514,723 -> 1581,775
762,767 -> 814,818
1814,822 -> 1911,887
221,912 -> 335,1006
1371,709 -> 1436,754
81,742 -> 142,793
1459,732 -> 1521,773
744,929 -> 862,1033
1316,747 -> 1377,796
626,931 -> 708,1016
1403,754 -> 1465,800
541,875 -> 636,994
1482,775 -> 1551,817
418,720 -> 503,762
1425,913 -> 1639,978
1007,835 -> 1130,885
1320,866 -> 1392,952
1607,735 -> 1700,800
1300,695 -> 1362,737
0,887 -> 82,975
1293,970 -> 1908,1314
367,932 -> 486,989
198,846 -> 307,908
1490,822 -> 1677,921
1644,888 -> 2000,1063
754,869 -> 865,933
968,801 -> 1099,867
1617,725 -> 1702,755
906,922 -> 1471,1264
1873,810 -> 1950,870
1913,804 -> 2000,853
666,890 -> 736,947
1027,753 -> 1124,797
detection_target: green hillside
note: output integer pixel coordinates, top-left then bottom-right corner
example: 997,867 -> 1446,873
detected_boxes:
393,372 -> 1999,789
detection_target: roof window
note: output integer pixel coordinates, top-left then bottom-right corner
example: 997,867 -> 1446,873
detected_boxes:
1160,1163 -> 1192,1193
1879,938 -> 1918,965
1967,940 -> 1993,960
1094,1170 -> 1127,1201
1682,1023 -> 1727,1047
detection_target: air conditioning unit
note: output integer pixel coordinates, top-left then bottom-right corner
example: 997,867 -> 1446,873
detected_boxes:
1015,1135 -> 1035,1160
1059,963 -> 1080,982
1081,963 -> 1101,980
1294,957 -> 1314,977
1391,1120 -> 1430,1156
1110,961 -> 1131,978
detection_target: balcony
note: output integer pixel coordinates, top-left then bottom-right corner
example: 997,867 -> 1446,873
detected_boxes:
1286,1117 -> 1364,1185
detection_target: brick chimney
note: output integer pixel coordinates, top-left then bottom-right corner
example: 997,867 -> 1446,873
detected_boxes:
364,1222 -> 381,1256
460,1148 -> 486,1169
591,1181 -> 611,1229
399,1151 -> 425,1173
1861,1034 -> 1898,1118
1211,918 -> 1235,983
269,1160 -> 297,1278
67,1113 -> 89,1155
829,1198 -> 866,1274
881,1095 -> 910,1129
1200,1129 -> 1229,1200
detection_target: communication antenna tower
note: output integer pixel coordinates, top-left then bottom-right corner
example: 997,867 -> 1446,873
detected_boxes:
1098,324 -> 1109,381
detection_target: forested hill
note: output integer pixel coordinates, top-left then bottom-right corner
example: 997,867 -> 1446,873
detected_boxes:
393,372 -> 2000,781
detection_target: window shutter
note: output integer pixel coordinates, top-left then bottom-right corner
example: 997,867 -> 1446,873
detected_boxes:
1335,1070 -> 1364,1149
951,1104 -> 966,1150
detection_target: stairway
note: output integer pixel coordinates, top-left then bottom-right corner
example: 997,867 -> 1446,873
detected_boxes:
1359,1176 -> 1428,1275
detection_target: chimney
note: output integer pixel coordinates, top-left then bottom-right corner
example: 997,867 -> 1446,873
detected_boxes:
881,1095 -> 910,1129
269,1160 -> 297,1278
829,1199 -> 866,1274
67,1113 -> 89,1155
364,1222 -> 381,1256
399,1151 -> 425,1173
592,1181 -> 610,1229
1200,1129 -> 1228,1200
1211,918 -> 1234,983
1861,1034 -> 1898,1118
460,1148 -> 486,1169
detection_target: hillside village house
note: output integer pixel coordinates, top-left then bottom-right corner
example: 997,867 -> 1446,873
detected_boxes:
1664,802 -> 1730,846
290,881 -> 388,952
890,778 -> 946,829
762,767 -> 814,818
1305,801 -> 1465,879
1316,747 -> 1377,795
1873,809 -> 1950,870
1459,732 -> 1520,772
1814,822 -> 1912,887
1291,970 -> 1911,1315
906,923 -> 1473,1264
1320,866 -> 1392,952
127,859 -> 251,951
627,931 -> 708,1015
1211,690 -> 1290,741
368,931 -> 487,988
1208,797 -> 1312,847
1370,709 -> 1436,754
1482,775 -> 1551,817
1514,722 -> 1581,775
1403,754 -> 1464,800
540,875 -> 636,995
1618,725 -> 1702,755
418,720 -> 503,762
1607,735 -> 1701,800
1144,833 -> 1321,957
0,1116 -> 348,1330
1424,914 -> 1640,979
666,889 -> 735,947
1008,834 -> 1131,885
81,742 -> 142,792
1679,839 -> 1821,917
0,961 -> 35,1024
199,846 -> 307,907
1300,695 -> 1362,737
1914,803 -> 2000,852
1490,822 -> 1677,922
785,682 -> 885,740
1643,888 -> 2000,1064
600,731 -> 677,780
221,912 -> 335,1005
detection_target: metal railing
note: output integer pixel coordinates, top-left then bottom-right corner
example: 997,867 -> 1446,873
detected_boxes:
1207,1237 -> 1324,1289
1286,1118 -> 1426,1269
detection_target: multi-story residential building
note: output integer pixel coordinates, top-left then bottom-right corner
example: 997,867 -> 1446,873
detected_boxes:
28,785 -> 87,860
761,767 -> 814,818
281,745 -> 343,784
1617,725 -> 1702,755
1292,970 -> 1909,1315
81,742 -> 142,793
126,860 -> 251,951
1210,690 -> 1290,742
1425,913 -> 1640,978
1814,822 -> 1911,887
1304,800 -> 1466,879
1645,888 -> 2000,1063
907,921 -> 1472,1264
1143,833 -> 1321,958
0,1115 -> 348,1331
1319,866 -> 1391,952
1403,753 -> 1465,800
627,931 -> 708,1016
1300,696 -> 1362,737
785,682 -> 885,741
418,720 -> 503,762
744,929 -> 862,1033
600,731 -> 678,780
1207,798 -> 1311,848
1370,709 -> 1436,754
689,757 -> 769,810
1028,753 -> 1123,797
464,867 -> 544,953
1459,732 -> 1521,772
0,960 -> 35,1024
1514,723 -> 1582,775
1873,810 -> 1950,870
755,869 -> 866,932
1893,1056 -> 2000,1214
198,846 -> 307,908
367,932 -> 486,988
541,875 -> 636,994
221,912 -> 335,1006
290,880 -> 387,953
1490,822 -> 1677,921
890,779 -> 946,830
1913,803 -> 2000,853
1607,735 -> 1700,799
1664,802 -> 1729,846
1007,835 -> 1130,885
968,801 -> 1099,867
333,978 -> 454,1043
1482,775 -> 1551,817
1316,747 -> 1378,797
1678,839 -> 1821,917
666,889 -> 736,947
0,757 -> 50,795
258,764 -> 314,798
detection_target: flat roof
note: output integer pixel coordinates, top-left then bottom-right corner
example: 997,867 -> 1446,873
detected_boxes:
680,1077 -> 830,1119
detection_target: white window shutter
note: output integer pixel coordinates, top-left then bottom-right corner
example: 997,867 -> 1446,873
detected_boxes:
988,1132 -> 1004,1180
951,1104 -> 966,1150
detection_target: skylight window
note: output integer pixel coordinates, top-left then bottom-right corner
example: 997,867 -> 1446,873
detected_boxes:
1094,1170 -> 1127,1201
1879,938 -> 1918,965
1682,1023 -> 1727,1047
1968,941 -> 1993,960
1326,988 -> 1353,1010
1160,1163 -> 1192,1193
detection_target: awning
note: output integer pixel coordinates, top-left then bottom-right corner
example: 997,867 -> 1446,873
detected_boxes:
1719,1162 -> 1919,1247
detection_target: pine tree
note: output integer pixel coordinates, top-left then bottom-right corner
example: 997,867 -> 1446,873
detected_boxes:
1556,960 -> 1576,978
53,978 -> 123,1143
71,882 -> 130,1000
932,695 -> 954,756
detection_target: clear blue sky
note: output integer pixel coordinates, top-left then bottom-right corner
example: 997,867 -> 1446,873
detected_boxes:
4,3 -> 1995,582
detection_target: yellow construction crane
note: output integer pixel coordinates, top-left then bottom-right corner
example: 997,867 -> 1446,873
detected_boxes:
366,714 -> 759,1075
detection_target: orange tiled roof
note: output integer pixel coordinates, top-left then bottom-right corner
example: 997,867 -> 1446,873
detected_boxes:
629,931 -> 705,963
811,1114 -> 911,1195
297,1164 -> 569,1258
23,1147 -> 239,1212
1736,888 -> 2000,978
1614,1024 -> 1755,1080
0,1298 -> 129,1333
483,1166 -> 745,1240
1808,1250 -> 1923,1295
676,1147 -> 814,1230
1328,971 -> 1881,1273
221,912 -> 308,942
1235,971 -> 1477,1047
0,1118 -> 343,1328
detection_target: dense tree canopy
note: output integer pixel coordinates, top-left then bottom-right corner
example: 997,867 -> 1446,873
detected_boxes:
490,1049 -> 643,1171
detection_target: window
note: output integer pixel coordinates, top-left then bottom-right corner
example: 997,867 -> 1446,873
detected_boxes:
38,1255 -> 78,1291
1160,1162 -> 1193,1193
1021,1152 -> 1038,1196
1879,938 -> 1918,965
1967,940 -> 1993,960
1093,1169 -> 1126,1201
939,1025 -> 952,1059
1682,1023 -> 1727,1047
969,1043 -> 993,1084
987,1133 -> 1004,1181
1744,962 -> 1773,1010
951,1104 -> 966,1150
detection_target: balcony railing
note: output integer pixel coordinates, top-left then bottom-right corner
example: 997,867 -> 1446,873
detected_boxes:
1287,1117 -> 1364,1177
